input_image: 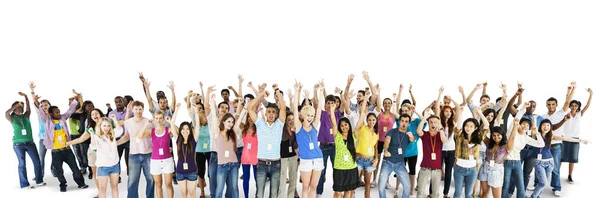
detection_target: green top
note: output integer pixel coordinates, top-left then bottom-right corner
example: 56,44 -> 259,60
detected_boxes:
12,115 -> 33,143
69,118 -> 80,135
333,133 -> 357,170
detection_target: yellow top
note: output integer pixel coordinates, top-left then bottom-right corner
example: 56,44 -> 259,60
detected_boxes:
356,126 -> 378,157
53,120 -> 67,149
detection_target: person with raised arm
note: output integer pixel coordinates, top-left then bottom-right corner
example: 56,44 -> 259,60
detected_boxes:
29,81 -> 56,177
235,97 -> 259,198
89,115 -> 123,198
109,96 -> 133,183
37,90 -> 88,192
354,98 -> 379,198
415,108 -> 447,198
378,112 -> 416,198
7,92 -> 46,189
169,104 -> 200,198
327,103 -> 359,198
561,87 -> 593,184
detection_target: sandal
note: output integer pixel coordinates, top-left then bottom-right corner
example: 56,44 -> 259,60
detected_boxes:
386,182 -> 392,189
370,181 -> 377,188
394,191 -> 399,198
359,181 -> 365,187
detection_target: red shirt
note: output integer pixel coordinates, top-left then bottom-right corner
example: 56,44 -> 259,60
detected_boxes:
420,131 -> 443,169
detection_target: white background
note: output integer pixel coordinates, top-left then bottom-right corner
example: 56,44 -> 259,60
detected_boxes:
0,1 -> 598,197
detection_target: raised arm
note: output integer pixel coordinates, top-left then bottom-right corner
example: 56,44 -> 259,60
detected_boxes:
247,90 -> 267,124
142,79 -> 155,111
409,84 -> 416,106
19,92 -> 31,118
507,87 -> 523,117
373,84 -> 383,114
343,74 -> 354,105
168,81 -> 176,114
185,90 -> 193,109
61,94 -> 81,120
343,89 -> 354,115
204,85 -> 215,116
168,103 -> 181,138
293,81 -> 303,131
394,84 -> 404,115
482,81 -> 488,96
458,85 -> 467,106
435,87 -> 444,117
465,84 -> 482,105
416,109 -> 427,137
5,100 -> 20,123
354,99 -> 368,134
329,105 -> 339,137
506,117 -> 519,151
495,93 -> 509,127
137,119 -> 154,139
28,82 -> 40,108
563,81 -> 576,112
276,90 -> 287,122
234,98 -> 248,132
312,85 -> 324,128
581,88 -> 593,116
475,106 -> 490,131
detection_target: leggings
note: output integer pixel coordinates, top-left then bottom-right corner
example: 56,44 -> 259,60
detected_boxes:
404,155 -> 418,175
195,152 -> 211,179
242,164 -> 257,198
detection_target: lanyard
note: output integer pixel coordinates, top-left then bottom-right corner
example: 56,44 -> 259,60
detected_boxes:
430,132 -> 437,152
491,145 -> 499,159
183,143 -> 188,162
397,130 -> 405,150
306,126 -> 313,145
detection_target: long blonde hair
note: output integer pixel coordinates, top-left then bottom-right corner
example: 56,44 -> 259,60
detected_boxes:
96,117 -> 115,141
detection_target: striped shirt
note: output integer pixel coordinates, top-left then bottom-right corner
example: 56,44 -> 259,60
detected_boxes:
255,118 -> 284,160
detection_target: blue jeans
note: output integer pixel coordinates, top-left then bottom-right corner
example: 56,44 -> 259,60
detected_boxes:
38,139 -> 55,176
216,162 -> 239,198
257,160 -> 281,198
13,141 -> 43,188
71,134 -> 89,170
502,160 -> 524,198
209,152 -> 234,198
509,148 -> 536,194
550,144 -> 561,192
317,144 -> 335,194
531,160 -> 553,198
453,165 -> 477,198
378,160 -> 410,198
242,164 -> 257,198
127,154 -> 154,198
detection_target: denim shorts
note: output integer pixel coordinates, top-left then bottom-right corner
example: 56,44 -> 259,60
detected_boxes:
356,157 -> 376,172
176,172 -> 198,181
97,162 -> 120,177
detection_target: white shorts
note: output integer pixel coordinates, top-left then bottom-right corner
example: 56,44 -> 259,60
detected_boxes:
150,158 -> 175,175
299,158 -> 324,172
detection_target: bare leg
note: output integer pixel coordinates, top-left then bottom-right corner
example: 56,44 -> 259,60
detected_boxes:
187,180 -> 197,198
301,171 -> 312,198
153,174 -> 163,198
364,172 -> 372,198
164,173 -> 174,198
110,173 -> 119,198
310,170 -> 322,198
480,181 -> 490,198
98,176 -> 109,198
179,180 -> 187,197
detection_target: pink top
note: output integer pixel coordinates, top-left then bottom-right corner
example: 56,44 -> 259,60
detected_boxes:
377,113 -> 395,142
151,127 -> 172,160
241,133 -> 258,165
216,132 -> 238,164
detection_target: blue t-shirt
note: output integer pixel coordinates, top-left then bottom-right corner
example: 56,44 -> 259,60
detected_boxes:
396,118 -> 425,157
296,124 -> 323,160
384,128 -> 411,163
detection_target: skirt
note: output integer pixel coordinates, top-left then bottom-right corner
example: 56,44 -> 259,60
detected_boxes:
332,168 -> 359,192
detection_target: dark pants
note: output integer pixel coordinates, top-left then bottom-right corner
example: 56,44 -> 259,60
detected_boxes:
317,144 -> 335,195
51,148 -> 86,188
117,140 -> 130,176
71,134 -> 89,170
442,150 -> 456,195
14,141 -> 43,187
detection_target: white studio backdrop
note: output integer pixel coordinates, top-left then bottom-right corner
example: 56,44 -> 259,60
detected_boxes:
0,1 -> 598,197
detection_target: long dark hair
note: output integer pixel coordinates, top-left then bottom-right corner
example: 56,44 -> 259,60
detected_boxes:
539,119 -> 553,148
219,113 -> 237,148
462,118 -> 482,144
367,112 -> 379,134
440,105 -> 455,137
486,126 -> 507,148
482,108 -> 497,127
177,121 -> 195,158
338,117 -> 357,162
87,108 -> 105,128
242,114 -> 257,137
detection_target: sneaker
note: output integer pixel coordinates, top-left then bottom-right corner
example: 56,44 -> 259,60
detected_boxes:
527,186 -> 535,191
568,175 -> 574,184
240,174 -> 244,180
36,182 -> 47,186
553,191 -> 561,197
119,177 -> 121,183
173,179 -> 178,185
60,186 -> 67,192
78,184 -> 89,189
22,185 -> 35,189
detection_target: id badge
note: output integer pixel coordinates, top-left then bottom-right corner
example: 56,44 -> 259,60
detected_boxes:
203,143 -> 208,149
183,162 -> 188,170
267,144 -> 272,150
330,129 -> 333,134
288,146 -> 293,153
469,155 -> 474,160
490,160 -> 495,167
383,126 -> 388,132
136,138 -> 141,143
58,136 -> 63,142
21,129 -> 27,135
309,143 -> 314,150
225,150 -> 230,158
537,154 -> 542,160
247,143 -> 252,150
368,148 -> 373,154
398,148 -> 403,155
159,148 -> 164,155
431,153 -> 436,161
344,154 -> 349,161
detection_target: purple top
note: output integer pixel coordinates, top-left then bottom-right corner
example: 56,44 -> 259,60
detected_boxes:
317,109 -> 343,143
485,145 -> 508,164
39,101 -> 79,149
176,138 -> 197,174
151,127 -> 172,160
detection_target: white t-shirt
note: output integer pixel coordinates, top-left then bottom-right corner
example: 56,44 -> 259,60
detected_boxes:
506,131 -> 544,160
442,128 -> 456,151
563,112 -> 581,138
125,117 -> 153,155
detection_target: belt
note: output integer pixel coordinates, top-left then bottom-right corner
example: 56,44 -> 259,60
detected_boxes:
259,159 -> 281,165
52,147 -> 71,152
320,142 -> 335,146
551,143 -> 562,147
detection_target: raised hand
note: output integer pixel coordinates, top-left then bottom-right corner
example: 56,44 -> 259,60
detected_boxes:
127,101 -> 133,110
272,83 -> 278,90
29,81 -> 36,91
346,89 -> 356,100
458,85 -> 464,93
482,81 -> 488,87
258,83 -> 267,92
318,79 -> 325,88
238,75 -> 244,83
587,88 -> 593,95
207,85 -> 216,93
335,87 -> 342,94
138,72 -> 145,82
199,81 -> 204,88
18,92 -> 26,97
109,113 -> 117,121
228,86 -> 234,90
106,103 -> 111,108
347,74 -> 355,85
439,86 -> 444,93
247,81 -> 252,88
362,71 -> 370,81
168,81 -> 175,91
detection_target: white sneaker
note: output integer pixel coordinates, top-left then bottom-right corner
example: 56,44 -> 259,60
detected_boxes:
553,191 -> 561,197
527,186 -> 535,191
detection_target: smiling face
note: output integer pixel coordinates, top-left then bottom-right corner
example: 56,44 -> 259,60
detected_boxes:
383,98 -> 393,111
180,124 -> 191,138
153,113 -> 164,126
100,120 -> 112,134
367,114 -> 377,128
464,121 -> 477,135
492,132 -> 503,144
340,120 -> 350,133
133,105 -> 144,118
223,117 -> 234,130
91,110 -> 102,122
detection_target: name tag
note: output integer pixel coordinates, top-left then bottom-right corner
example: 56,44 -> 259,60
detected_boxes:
526,130 -> 531,136
183,162 -> 188,170
225,150 -> 230,158
344,154 -> 349,161
159,148 -> 164,155
136,138 -> 140,143
383,126 -> 388,132
21,129 -> 27,135
267,144 -> 272,150
288,146 -> 293,153
203,143 -> 208,149
247,143 -> 252,150
368,148 -> 373,154
330,128 -> 333,134
490,160 -> 495,167
537,154 -> 542,160
469,155 -> 474,160
431,153 -> 436,161
58,136 -> 63,141
309,143 -> 314,150
398,148 -> 403,155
